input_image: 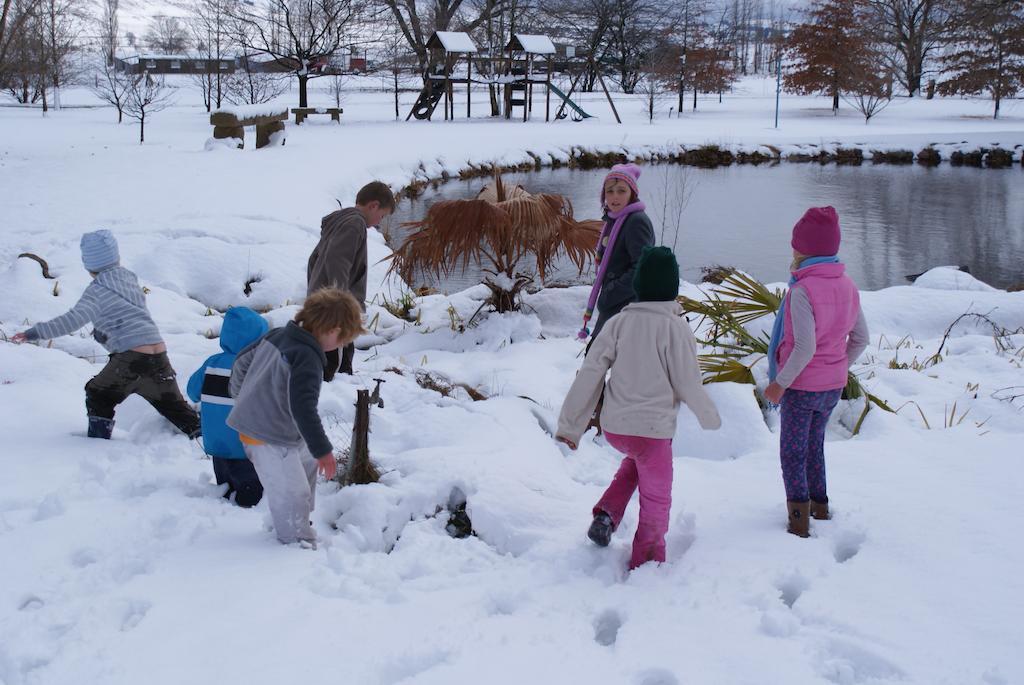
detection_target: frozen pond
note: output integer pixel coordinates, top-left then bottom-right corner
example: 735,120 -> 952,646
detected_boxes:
384,162 -> 1024,292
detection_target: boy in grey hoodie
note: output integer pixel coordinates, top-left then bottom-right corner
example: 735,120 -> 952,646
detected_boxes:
12,230 -> 199,440
228,288 -> 364,546
306,181 -> 394,379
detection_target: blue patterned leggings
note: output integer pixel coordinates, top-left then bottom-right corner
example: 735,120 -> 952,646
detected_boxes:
779,388 -> 843,502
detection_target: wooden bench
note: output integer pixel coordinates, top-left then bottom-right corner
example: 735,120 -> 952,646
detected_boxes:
291,107 -> 343,125
209,108 -> 288,149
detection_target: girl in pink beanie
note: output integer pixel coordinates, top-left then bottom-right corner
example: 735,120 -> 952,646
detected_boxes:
764,207 -> 870,537
577,163 -> 655,345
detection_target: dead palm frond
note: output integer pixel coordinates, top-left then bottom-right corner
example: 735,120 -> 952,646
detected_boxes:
389,169 -> 601,313
680,270 -> 892,433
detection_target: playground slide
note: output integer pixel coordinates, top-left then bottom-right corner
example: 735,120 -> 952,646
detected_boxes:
547,83 -> 593,120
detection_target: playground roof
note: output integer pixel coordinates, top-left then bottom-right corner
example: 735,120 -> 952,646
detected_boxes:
507,34 -> 556,54
427,31 -> 479,53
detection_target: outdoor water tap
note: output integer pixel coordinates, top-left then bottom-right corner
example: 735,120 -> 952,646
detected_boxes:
370,378 -> 386,408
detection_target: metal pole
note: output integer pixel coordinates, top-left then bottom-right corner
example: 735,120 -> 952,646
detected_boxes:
774,47 -> 782,129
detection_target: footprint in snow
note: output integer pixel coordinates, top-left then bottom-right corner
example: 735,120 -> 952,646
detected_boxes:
120,600 -> 151,632
634,668 -> 679,685
832,529 -> 866,564
816,636 -> 904,684
593,609 -> 623,647
776,571 -> 811,608
70,547 -> 100,568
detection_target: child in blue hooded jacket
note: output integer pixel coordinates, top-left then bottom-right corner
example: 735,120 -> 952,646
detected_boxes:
187,307 -> 269,507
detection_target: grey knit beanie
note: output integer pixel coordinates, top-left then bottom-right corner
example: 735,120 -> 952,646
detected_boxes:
80,229 -> 120,272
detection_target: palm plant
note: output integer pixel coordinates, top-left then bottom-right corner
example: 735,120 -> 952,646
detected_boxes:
680,270 -> 892,434
389,172 -> 602,313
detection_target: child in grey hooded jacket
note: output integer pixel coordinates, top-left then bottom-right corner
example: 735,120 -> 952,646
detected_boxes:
228,288 -> 364,546
12,230 -> 199,440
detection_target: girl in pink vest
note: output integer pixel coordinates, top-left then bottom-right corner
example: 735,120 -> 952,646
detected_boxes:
764,207 -> 870,538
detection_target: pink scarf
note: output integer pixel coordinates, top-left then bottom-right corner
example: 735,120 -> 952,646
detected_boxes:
577,201 -> 646,340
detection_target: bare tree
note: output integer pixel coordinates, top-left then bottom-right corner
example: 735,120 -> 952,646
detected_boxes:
373,23 -> 411,119
39,0 -> 85,109
605,0 -> 679,93
189,0 -> 234,111
2,0 -> 39,79
224,56 -> 289,104
841,34 -> 895,121
648,164 -> 696,252
124,73 -> 175,142
377,0 -> 506,82
327,71 -> 344,107
144,15 -> 189,53
231,0 -> 359,107
938,0 -> 1024,119
540,0 -> 615,92
92,52 -> 130,121
2,0 -> 42,101
97,0 -> 117,63
636,42 -> 678,121
860,0 -> 949,96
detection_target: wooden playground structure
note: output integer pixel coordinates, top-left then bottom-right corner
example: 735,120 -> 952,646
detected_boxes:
407,31 -> 620,124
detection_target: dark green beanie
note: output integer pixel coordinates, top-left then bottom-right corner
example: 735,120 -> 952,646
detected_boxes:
632,246 -> 680,302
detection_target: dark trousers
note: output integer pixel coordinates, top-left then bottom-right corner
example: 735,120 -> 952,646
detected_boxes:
84,351 -> 200,436
779,388 -> 843,502
323,343 -> 355,381
212,457 -> 264,507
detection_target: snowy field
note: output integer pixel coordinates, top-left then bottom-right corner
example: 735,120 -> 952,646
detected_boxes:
1,78 -> 1024,685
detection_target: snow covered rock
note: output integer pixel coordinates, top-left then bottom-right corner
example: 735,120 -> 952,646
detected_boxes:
912,266 -> 997,292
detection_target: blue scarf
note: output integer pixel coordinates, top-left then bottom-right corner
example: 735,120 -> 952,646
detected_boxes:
767,256 -> 841,383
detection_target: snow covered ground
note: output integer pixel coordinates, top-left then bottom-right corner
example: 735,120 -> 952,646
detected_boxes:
1,79 -> 1023,685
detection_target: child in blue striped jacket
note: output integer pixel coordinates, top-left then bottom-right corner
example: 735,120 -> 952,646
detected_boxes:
187,307 -> 268,507
12,229 -> 200,440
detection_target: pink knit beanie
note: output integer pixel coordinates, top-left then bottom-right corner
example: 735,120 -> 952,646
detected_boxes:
600,163 -> 642,205
791,206 -> 841,256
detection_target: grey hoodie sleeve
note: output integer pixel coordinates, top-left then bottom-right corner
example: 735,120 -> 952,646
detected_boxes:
775,286 -> 817,390
286,348 -> 333,458
25,284 -> 102,341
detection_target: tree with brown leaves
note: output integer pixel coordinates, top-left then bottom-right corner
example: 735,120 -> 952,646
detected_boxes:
783,0 -> 874,113
938,0 -> 1024,119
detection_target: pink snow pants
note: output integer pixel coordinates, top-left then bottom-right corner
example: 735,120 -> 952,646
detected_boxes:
595,431 -> 674,570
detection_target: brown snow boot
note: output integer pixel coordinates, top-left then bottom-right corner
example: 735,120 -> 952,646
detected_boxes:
810,499 -> 831,521
787,501 -> 810,538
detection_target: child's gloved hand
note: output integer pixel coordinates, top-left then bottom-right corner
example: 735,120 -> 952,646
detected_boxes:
556,436 -> 577,451
764,382 -> 785,405
10,332 -> 28,344
317,452 -> 337,480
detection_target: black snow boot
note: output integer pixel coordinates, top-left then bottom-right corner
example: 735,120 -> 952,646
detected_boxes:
588,511 -> 614,547
87,416 -> 114,439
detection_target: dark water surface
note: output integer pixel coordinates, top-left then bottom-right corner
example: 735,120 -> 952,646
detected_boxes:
384,163 -> 1024,292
